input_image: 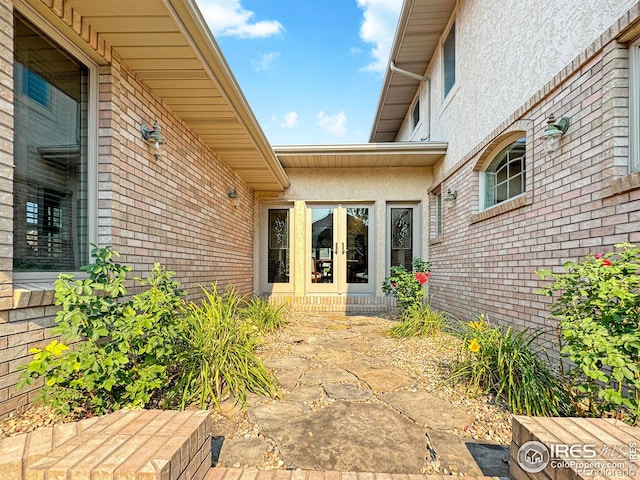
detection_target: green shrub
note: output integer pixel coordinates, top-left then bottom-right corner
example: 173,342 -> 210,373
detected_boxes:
387,304 -> 446,338
537,243 -> 640,424
17,246 -> 184,416
173,285 -> 279,409
382,258 -> 431,311
240,296 -> 289,333
448,316 -> 572,416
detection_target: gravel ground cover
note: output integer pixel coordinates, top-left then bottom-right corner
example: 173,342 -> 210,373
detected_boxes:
0,312 -> 513,474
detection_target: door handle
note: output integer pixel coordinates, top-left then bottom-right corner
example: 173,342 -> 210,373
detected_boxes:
334,243 -> 338,255
342,242 -> 346,255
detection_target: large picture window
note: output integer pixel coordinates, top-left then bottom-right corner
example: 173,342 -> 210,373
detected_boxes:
13,12 -> 90,272
483,138 -> 526,209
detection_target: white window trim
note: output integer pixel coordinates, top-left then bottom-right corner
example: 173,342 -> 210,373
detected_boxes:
630,39 -> 640,173
13,1 -> 98,283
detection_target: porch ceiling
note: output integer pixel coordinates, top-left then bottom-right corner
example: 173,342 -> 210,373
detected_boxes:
273,142 -> 447,168
59,0 -> 289,191
369,0 -> 456,143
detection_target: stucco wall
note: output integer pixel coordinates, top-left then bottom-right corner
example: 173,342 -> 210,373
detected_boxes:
0,1 -> 255,417
258,167 -> 433,297
399,0 -> 637,173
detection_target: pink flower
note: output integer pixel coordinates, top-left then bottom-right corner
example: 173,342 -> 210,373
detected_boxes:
595,253 -> 603,259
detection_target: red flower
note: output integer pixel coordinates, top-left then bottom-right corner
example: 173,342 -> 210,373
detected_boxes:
601,259 -> 612,267
391,282 -> 397,288
414,272 -> 429,284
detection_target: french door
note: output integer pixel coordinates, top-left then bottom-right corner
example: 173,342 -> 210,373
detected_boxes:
308,205 -> 372,294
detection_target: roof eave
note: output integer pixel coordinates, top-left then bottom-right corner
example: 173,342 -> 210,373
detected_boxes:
165,0 -> 290,190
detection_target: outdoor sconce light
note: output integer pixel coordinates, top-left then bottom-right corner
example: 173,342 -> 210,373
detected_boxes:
541,114 -> 570,154
444,189 -> 458,201
227,188 -> 240,208
141,120 -> 167,159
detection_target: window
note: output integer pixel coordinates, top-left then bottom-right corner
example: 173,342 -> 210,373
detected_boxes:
443,23 -> 456,98
433,193 -> 442,237
390,207 -> 414,271
23,70 -> 50,107
267,209 -> 290,283
13,12 -> 90,272
411,99 -> 420,130
483,138 -> 526,209
630,40 -> 640,173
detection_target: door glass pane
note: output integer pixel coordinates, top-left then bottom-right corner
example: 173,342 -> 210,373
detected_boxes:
311,208 -> 334,284
268,209 -> 289,283
391,208 -> 413,270
346,208 -> 369,284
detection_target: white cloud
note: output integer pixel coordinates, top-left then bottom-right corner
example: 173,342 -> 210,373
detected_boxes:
252,52 -> 280,71
356,0 -> 403,73
317,111 -> 347,137
280,112 -> 298,128
197,0 -> 283,38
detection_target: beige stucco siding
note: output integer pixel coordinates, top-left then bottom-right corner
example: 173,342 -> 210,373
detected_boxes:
399,0 -> 636,172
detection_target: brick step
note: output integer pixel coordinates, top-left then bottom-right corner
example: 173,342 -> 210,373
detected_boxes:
0,409 -> 212,480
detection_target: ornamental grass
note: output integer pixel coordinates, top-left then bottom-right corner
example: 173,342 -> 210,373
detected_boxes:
448,316 -> 573,417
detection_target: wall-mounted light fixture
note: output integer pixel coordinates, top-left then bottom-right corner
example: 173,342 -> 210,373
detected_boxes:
444,189 -> 458,201
541,114 -> 570,154
227,188 -> 240,208
141,120 -> 167,159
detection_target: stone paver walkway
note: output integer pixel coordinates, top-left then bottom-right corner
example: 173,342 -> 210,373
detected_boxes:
214,314 -> 510,477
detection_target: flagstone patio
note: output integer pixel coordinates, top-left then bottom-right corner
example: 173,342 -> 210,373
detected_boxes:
213,313 -> 511,476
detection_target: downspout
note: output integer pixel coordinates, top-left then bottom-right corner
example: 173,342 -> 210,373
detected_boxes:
389,62 -> 431,140
389,61 -> 428,82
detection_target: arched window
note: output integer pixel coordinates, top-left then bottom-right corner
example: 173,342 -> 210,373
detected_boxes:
483,137 -> 526,209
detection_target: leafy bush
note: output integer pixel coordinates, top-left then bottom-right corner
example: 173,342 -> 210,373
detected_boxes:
173,285 -> 279,409
240,296 -> 289,333
537,243 -> 640,424
387,304 -> 446,338
448,316 -> 572,416
382,258 -> 431,311
18,246 -> 184,415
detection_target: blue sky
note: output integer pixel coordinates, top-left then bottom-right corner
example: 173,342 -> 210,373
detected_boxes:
194,0 -> 403,145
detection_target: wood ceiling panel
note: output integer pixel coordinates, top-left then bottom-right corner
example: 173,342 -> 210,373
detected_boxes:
67,0 -> 166,17
115,46 -> 194,58
98,32 -> 187,47
80,16 -> 177,33
124,59 -> 203,71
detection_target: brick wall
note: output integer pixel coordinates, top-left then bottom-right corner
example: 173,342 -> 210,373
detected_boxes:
0,0 -> 255,417
428,8 -> 640,358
